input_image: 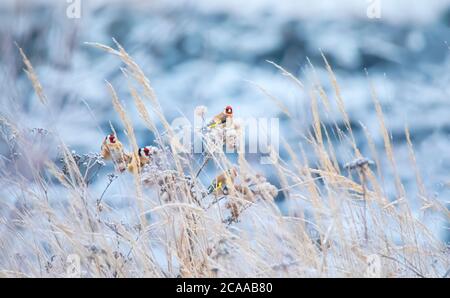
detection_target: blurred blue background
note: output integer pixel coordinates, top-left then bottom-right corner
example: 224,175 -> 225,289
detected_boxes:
0,0 -> 449,240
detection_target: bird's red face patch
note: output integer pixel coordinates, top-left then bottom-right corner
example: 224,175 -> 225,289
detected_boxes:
143,147 -> 150,156
109,134 -> 116,143
225,105 -> 233,115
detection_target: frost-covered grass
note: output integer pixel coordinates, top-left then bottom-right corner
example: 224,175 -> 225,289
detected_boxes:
0,41 -> 448,278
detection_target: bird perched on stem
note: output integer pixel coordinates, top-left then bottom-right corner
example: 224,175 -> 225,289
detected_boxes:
127,146 -> 156,173
207,105 -> 233,129
207,167 -> 238,196
100,134 -> 129,172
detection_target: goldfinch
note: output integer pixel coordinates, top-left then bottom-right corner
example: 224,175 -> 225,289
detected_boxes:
127,146 -> 156,173
100,134 -> 129,172
207,105 -> 233,129
207,167 -> 238,196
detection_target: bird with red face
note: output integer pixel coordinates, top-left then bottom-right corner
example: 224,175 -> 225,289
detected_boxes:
207,105 -> 233,129
127,146 -> 156,173
101,134 -> 129,172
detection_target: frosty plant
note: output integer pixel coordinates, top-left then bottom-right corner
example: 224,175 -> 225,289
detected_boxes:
345,157 -> 375,244
66,254 -> 81,278
367,0 -> 381,19
0,40 -> 448,278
